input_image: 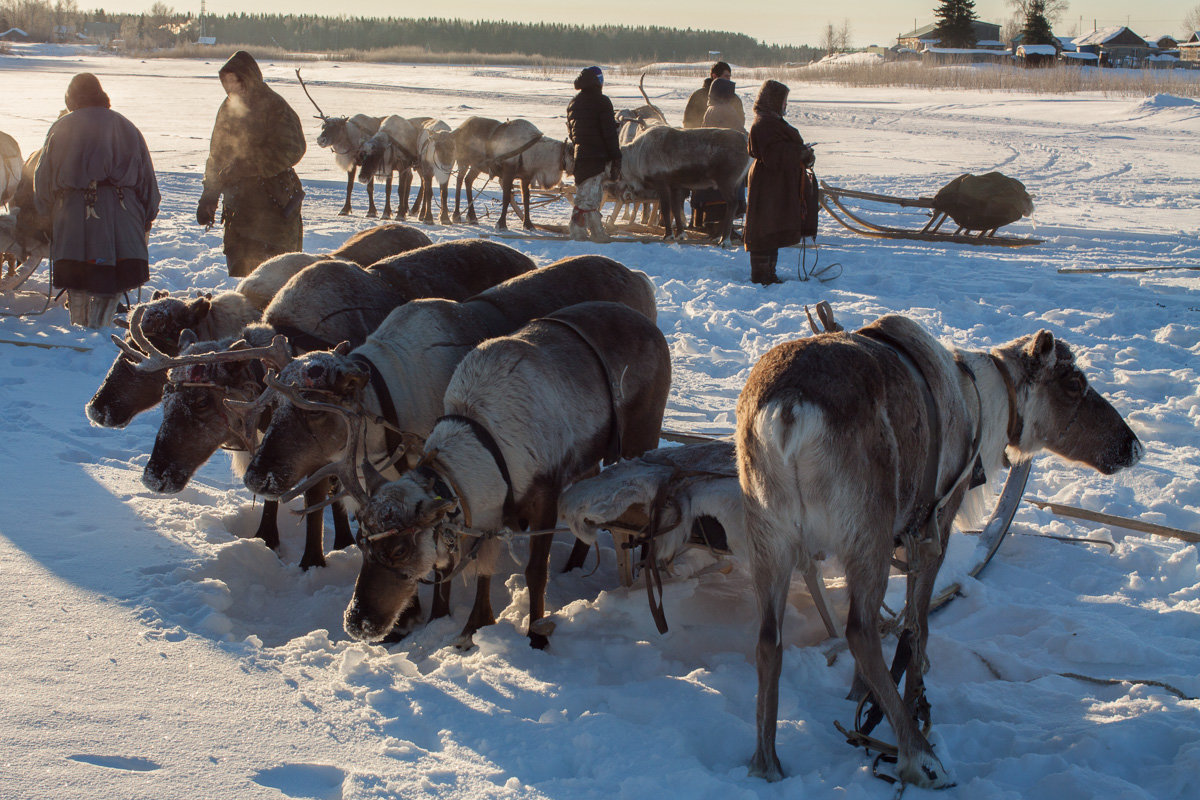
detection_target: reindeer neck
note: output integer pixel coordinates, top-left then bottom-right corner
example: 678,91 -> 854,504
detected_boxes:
959,349 -> 1022,475
426,416 -> 512,532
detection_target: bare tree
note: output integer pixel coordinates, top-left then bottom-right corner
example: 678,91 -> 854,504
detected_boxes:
1185,4 -> 1200,35
836,19 -> 852,51
820,19 -> 852,55
1006,0 -> 1069,25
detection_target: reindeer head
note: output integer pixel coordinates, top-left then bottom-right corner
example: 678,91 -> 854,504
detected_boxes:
344,470 -> 458,642
997,330 -> 1143,475
87,294 -> 213,428
242,345 -> 370,499
142,339 -> 269,494
316,116 -> 349,150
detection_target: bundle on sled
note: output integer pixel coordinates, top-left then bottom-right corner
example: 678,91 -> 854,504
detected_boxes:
819,171 -> 1041,247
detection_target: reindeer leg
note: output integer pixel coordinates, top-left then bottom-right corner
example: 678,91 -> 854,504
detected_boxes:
465,167 -> 481,224
521,176 -> 533,230
381,173 -> 393,219
562,538 -> 591,573
429,568 -> 452,620
748,525 -> 793,782
398,170 -> 412,219
366,176 -> 378,218
339,170 -> 355,216
439,182 -> 451,225
299,478 -> 330,570
453,171 -> 465,223
496,174 -> 511,231
254,499 -> 281,551
843,549 -> 951,788
331,497 -> 353,551
455,573 -> 495,649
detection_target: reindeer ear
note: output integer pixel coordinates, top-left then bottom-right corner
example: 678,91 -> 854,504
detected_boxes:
152,289 -> 170,300
177,328 -> 198,350
1025,330 -> 1057,374
333,340 -> 353,356
185,296 -> 212,326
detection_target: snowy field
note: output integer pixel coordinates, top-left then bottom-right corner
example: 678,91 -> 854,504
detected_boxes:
1,44 -> 1199,799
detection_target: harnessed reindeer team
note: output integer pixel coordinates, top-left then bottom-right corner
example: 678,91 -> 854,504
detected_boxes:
0,70 -> 1144,791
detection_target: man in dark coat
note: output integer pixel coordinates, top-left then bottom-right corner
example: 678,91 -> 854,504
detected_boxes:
683,61 -> 731,129
565,66 -> 621,243
34,73 -> 160,328
197,50 -> 305,278
744,80 -> 808,285
693,76 -> 747,231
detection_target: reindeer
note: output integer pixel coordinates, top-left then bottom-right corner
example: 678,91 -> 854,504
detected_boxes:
0,149 -> 50,290
240,256 -> 656,617
356,116 -> 420,220
0,131 -> 21,209
736,315 -> 1143,787
86,224 -> 432,429
450,116 -> 502,224
414,119 -> 455,224
493,127 -> 571,232
130,240 -> 535,570
617,126 -> 750,245
315,113 -> 382,217
341,300 -> 671,650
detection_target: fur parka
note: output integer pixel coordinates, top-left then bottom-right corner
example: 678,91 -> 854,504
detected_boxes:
744,80 -> 807,253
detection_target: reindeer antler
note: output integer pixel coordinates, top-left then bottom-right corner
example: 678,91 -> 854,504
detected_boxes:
113,307 -> 293,373
295,68 -> 328,120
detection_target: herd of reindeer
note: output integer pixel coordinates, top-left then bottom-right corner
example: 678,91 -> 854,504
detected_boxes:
0,78 -> 1145,788
302,74 -> 748,244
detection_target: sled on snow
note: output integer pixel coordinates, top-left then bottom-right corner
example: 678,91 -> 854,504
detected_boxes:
819,173 -> 1043,248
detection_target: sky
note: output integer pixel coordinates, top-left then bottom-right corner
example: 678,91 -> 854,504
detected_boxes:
81,1 -> 1196,50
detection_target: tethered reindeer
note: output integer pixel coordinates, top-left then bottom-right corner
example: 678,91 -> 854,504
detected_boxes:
489,121 -> 572,232
414,119 -> 455,224
450,116 -> 501,224
356,115 -> 420,220
737,315 -> 1143,787
297,69 -> 381,217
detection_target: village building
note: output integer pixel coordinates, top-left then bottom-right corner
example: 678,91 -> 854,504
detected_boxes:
1073,26 -> 1152,67
1180,32 -> 1200,64
897,20 -> 1004,51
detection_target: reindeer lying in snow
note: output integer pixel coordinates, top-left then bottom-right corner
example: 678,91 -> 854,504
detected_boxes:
356,115 -> 420,220
616,126 -> 750,245
341,300 -> 671,649
129,240 -> 535,570
737,316 -> 1143,787
241,256 -> 656,626
86,224 -> 432,429
316,113 -> 383,216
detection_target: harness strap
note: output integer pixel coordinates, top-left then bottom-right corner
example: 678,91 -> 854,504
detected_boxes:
350,352 -> 404,463
987,353 -> 1024,449
538,314 -> 623,463
271,323 -> 337,354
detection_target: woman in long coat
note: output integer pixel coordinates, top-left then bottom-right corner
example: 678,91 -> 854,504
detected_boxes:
196,50 -> 305,278
743,80 -> 807,285
34,73 -> 160,327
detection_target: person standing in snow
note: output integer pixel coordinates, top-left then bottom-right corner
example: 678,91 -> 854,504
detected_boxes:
692,75 -> 747,232
196,50 -> 305,278
34,72 -> 160,328
683,61 -> 732,129
744,79 -> 810,286
565,65 -> 621,243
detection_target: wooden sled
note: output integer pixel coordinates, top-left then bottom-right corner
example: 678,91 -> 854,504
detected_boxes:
0,253 -> 45,293
819,181 -> 1043,248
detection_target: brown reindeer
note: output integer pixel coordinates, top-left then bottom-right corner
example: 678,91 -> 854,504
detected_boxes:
356,116 -> 420,220
450,116 -> 502,224
316,114 -> 383,217
736,315 -> 1143,787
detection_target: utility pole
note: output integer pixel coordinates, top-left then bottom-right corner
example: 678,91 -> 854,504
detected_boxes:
200,0 -> 205,39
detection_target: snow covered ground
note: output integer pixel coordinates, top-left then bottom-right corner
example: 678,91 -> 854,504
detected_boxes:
1,45 -> 1199,799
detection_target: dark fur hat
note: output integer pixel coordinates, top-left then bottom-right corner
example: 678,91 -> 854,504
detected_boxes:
65,73 -> 110,111
711,60 -> 731,77
753,79 -> 789,115
574,65 -> 603,91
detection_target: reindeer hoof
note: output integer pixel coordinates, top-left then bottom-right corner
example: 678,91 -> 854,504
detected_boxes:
338,208 -> 351,217
899,751 -> 954,789
381,211 -> 392,220
452,213 -> 463,224
366,210 -> 378,219
496,222 -> 508,232
748,750 -> 784,782
298,553 -> 327,571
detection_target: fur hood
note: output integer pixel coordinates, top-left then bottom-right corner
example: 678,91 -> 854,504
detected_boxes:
753,79 -> 789,116
218,50 -> 265,89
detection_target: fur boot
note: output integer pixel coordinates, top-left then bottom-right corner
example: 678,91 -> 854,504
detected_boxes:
585,211 -> 612,243
86,294 -> 121,328
67,289 -> 92,326
749,252 -> 782,285
569,207 -> 590,241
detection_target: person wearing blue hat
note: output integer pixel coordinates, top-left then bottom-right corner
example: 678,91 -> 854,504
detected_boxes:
565,66 -> 621,242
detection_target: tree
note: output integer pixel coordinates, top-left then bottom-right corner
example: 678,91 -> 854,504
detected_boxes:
1006,0 -> 1069,25
1020,0 -> 1056,46
819,19 -> 851,55
1185,5 -> 1200,36
933,0 -> 978,48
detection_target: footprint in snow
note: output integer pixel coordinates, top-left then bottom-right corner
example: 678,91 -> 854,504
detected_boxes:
68,754 -> 161,771
253,763 -> 345,800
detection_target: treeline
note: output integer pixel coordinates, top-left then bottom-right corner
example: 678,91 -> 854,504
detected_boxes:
0,2 -> 821,66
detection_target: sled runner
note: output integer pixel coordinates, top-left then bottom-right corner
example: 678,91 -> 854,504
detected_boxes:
0,253 -> 44,293
819,181 -> 1043,248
